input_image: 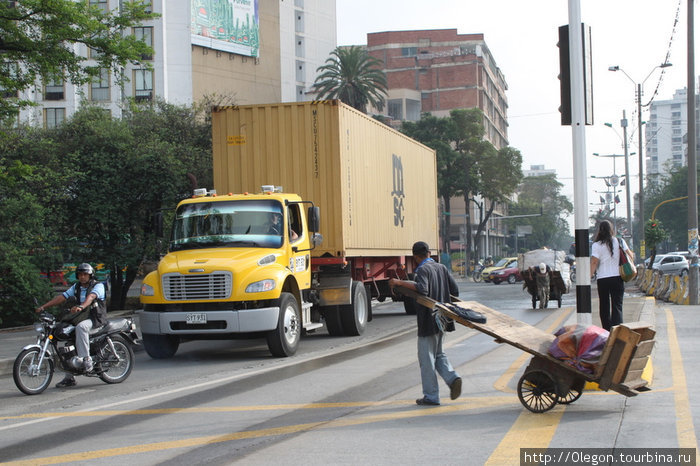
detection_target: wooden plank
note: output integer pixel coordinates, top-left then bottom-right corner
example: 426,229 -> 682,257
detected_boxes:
620,322 -> 656,341
595,326 -> 620,379
627,357 -> 649,372
624,369 -> 644,382
632,340 -> 655,358
621,379 -> 650,391
609,326 -> 641,384
599,340 -> 626,390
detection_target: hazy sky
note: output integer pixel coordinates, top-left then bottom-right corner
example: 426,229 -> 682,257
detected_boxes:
336,0 -> 693,233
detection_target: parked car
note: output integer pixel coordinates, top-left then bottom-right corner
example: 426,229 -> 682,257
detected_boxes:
481,257 -> 517,282
650,254 -> 689,276
489,262 -> 522,284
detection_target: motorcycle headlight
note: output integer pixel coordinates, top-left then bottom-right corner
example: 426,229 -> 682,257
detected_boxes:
141,283 -> 155,296
246,279 -> 276,293
33,323 -> 43,334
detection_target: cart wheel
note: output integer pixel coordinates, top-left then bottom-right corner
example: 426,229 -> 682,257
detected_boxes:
517,370 -> 559,413
558,387 -> 583,404
531,296 -> 537,309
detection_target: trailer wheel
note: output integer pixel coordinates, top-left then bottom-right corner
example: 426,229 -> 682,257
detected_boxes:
340,281 -> 368,336
323,306 -> 344,336
267,292 -> 301,357
517,370 -> 559,413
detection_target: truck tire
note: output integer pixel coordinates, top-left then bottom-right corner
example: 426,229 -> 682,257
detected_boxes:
323,306 -> 344,336
340,281 -> 368,336
142,333 -> 179,359
267,292 -> 301,357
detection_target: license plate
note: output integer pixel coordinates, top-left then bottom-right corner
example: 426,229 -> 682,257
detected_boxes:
186,313 -> 207,324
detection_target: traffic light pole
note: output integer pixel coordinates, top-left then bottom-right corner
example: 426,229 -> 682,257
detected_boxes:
687,0 -> 699,304
567,0 -> 592,324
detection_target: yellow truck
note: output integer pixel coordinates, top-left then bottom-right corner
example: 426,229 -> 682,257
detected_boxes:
139,100 -> 438,358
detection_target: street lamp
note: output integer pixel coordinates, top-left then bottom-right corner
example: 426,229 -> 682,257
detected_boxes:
609,62 -> 672,259
593,152 -> 627,236
603,113 -> 634,246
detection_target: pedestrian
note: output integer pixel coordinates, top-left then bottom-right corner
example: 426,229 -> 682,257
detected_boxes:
534,262 -> 550,309
35,263 -> 107,388
389,241 -> 462,406
590,220 -> 634,330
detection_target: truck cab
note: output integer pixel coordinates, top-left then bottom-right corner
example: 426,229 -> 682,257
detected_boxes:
139,186 -> 321,358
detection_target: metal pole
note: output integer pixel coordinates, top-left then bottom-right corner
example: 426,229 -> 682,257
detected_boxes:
687,0 -> 698,304
622,111 -> 633,248
568,0 -> 591,324
638,83 -> 645,260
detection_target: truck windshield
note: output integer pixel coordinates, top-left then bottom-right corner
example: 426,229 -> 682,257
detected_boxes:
170,200 -> 284,251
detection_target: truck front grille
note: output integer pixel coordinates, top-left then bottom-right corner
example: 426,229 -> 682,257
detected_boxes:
162,272 -> 232,300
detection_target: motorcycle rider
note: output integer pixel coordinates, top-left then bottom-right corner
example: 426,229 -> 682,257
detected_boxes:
36,263 -> 107,388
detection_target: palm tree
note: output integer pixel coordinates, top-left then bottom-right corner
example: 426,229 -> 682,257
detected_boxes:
312,46 -> 388,113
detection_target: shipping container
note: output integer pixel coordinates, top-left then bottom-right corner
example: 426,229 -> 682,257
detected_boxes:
211,100 -> 439,258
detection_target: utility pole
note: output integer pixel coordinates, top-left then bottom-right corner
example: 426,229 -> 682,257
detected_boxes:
621,111 -> 633,248
687,0 -> 698,304
637,83 -> 645,260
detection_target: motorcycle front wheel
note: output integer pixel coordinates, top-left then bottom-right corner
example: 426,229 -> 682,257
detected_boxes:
13,348 -> 54,395
97,335 -> 134,384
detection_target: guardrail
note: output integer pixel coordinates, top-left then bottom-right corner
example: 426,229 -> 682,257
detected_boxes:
635,266 -> 691,305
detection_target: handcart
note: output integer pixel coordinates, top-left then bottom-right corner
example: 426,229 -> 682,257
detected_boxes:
521,268 -> 568,309
398,289 -> 655,413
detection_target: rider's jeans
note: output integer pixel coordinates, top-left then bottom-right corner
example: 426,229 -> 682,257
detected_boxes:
76,319 -> 94,359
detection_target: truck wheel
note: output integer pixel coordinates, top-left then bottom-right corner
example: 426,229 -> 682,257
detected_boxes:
340,281 -> 368,336
323,306 -> 345,336
267,292 -> 301,357
142,333 -> 179,359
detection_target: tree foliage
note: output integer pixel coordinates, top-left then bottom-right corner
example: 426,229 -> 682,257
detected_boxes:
507,174 -> 573,252
312,46 -> 388,113
401,109 -> 523,260
0,100 -> 212,326
0,0 -> 156,119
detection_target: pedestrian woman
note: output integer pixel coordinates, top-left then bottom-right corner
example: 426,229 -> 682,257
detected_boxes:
590,220 -> 634,330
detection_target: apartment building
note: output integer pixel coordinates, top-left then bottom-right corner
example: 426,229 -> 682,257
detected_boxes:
366,29 -> 510,257
19,0 -> 335,128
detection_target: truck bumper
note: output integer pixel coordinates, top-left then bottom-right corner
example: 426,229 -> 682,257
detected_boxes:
139,307 -> 280,335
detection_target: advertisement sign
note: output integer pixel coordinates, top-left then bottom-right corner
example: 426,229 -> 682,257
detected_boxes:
190,0 -> 259,57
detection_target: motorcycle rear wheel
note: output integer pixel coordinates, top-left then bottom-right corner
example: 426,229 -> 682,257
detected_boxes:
13,348 -> 54,395
97,335 -> 134,384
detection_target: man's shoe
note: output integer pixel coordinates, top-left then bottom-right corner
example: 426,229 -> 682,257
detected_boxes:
83,357 -> 93,373
55,376 -> 77,388
450,377 -> 462,400
415,397 -> 440,406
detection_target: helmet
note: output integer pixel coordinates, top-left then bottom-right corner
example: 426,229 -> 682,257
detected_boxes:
539,263 -> 547,274
75,263 -> 94,279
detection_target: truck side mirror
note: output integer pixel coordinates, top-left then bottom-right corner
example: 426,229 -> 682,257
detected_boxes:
307,206 -> 320,233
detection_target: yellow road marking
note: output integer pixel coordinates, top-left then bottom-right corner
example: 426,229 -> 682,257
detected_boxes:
665,309 -> 700,464
1,397 -> 515,465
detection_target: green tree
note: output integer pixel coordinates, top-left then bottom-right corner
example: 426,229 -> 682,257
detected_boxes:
508,174 -> 572,251
0,0 -> 156,119
312,46 -> 388,113
645,218 -> 668,266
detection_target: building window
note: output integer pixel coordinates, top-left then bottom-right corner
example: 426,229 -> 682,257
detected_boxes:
388,99 -> 403,120
133,26 -> 153,60
673,120 -> 682,126
90,69 -> 110,101
89,0 -> 109,14
401,47 -> 417,57
44,77 -> 64,100
672,103 -> 681,109
133,69 -> 153,101
44,108 -> 65,128
672,111 -> 681,118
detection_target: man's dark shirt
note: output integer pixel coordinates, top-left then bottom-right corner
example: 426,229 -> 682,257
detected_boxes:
413,259 -> 459,337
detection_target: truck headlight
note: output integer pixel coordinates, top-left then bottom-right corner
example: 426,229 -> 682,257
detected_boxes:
246,279 -> 276,293
141,283 -> 155,296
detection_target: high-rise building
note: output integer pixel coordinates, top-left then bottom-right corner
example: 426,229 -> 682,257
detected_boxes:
647,86 -> 700,181
366,29 -> 510,258
18,0 -> 336,128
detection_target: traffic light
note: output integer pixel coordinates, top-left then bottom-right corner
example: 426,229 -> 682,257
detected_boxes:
557,26 -> 571,125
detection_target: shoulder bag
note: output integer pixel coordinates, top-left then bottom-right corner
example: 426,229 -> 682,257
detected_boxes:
618,239 -> 636,282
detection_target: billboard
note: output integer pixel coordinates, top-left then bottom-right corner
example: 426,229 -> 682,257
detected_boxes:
190,0 -> 259,58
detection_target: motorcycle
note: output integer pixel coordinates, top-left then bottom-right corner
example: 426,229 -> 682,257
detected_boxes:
472,261 -> 485,282
13,308 -> 139,395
